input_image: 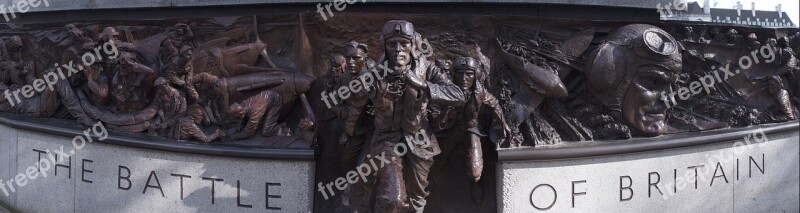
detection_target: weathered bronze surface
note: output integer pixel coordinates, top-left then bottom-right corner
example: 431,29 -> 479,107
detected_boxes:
0,13 -> 797,212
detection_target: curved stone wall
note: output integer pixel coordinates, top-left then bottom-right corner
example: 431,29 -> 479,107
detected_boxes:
0,122 -> 315,212
0,1 -> 797,212
498,122 -> 799,212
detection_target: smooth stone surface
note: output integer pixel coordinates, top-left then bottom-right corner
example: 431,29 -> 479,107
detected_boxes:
733,131 -> 800,212
15,130 -> 75,213
0,124 -> 17,207
72,142 -> 314,213
498,130 -> 799,212
2,127 -> 314,213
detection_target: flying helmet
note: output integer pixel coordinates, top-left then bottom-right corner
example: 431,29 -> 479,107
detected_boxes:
584,24 -> 682,111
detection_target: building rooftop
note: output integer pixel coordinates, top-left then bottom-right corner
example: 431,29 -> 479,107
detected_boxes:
660,1 -> 795,28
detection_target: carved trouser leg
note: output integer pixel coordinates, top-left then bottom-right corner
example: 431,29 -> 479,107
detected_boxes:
776,90 -> 796,120
794,74 -> 800,107
343,132 -> 373,211
403,150 -> 434,213
25,86 -> 60,118
230,90 -> 281,140
260,91 -> 282,137
373,142 -> 409,213
467,132 -> 483,182
183,84 -> 201,105
192,72 -> 229,123
521,117 -> 536,147
348,163 -> 376,212
214,79 -> 229,118
339,134 -> 366,166
231,106 -> 266,140
55,79 -> 95,126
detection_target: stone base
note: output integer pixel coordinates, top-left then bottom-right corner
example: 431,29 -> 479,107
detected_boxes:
498,126 -> 800,212
0,124 -> 314,213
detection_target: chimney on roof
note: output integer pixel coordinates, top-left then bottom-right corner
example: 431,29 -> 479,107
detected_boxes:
703,0 -> 710,14
776,4 -> 783,18
736,1 -> 742,16
751,2 -> 756,17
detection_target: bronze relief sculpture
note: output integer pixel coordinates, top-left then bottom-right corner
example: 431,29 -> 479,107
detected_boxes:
0,12 -> 797,213
583,24 -> 683,136
1,19 -> 316,148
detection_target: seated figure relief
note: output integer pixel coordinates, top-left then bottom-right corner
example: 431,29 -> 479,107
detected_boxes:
0,17 -> 317,148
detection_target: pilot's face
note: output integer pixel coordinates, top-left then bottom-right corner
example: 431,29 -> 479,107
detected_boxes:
346,47 -> 366,74
622,65 -> 678,135
454,68 -> 476,92
385,37 -> 413,67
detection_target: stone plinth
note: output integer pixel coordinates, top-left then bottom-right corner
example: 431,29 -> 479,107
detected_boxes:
0,123 -> 315,213
498,123 -> 800,212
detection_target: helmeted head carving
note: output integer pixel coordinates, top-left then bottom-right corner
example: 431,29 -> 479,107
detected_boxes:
381,20 -> 421,68
65,24 -> 84,39
584,24 -> 682,136
154,77 -> 168,87
726,28 -> 738,41
7,35 -> 22,51
329,54 -> 346,78
767,38 -> 778,48
100,27 -> 120,42
174,23 -> 193,38
229,103 -> 246,119
188,104 -> 205,124
453,57 -> 480,92
435,59 -> 451,71
179,45 -> 193,61
344,41 -> 369,74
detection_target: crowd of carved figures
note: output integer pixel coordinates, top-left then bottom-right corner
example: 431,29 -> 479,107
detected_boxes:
485,25 -> 800,148
0,20 -> 316,146
317,20 -> 515,212
316,20 -> 800,212
0,15 -> 799,212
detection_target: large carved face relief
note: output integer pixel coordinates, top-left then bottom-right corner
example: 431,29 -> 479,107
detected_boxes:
586,24 -> 682,136
623,64 -> 679,135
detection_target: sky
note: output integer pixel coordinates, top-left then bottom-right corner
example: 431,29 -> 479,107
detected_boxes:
693,0 -> 800,25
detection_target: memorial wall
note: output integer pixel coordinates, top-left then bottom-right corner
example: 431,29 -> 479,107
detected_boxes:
0,1 -> 797,212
